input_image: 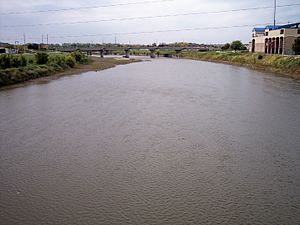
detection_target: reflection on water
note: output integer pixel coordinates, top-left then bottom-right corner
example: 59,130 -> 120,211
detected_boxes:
0,59 -> 300,225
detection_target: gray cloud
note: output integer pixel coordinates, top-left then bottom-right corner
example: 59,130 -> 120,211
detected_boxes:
0,0 -> 299,44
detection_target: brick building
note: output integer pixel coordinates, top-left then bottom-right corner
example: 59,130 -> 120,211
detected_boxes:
250,22 -> 300,55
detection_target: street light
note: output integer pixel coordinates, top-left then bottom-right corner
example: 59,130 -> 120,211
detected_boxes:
15,41 -> 19,54
274,0 -> 277,29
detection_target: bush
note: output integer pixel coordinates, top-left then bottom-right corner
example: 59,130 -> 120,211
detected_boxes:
70,51 -> 83,62
35,52 -> 49,64
230,40 -> 246,52
0,54 -> 27,69
11,55 -> 27,68
71,51 -> 88,63
221,43 -> 231,51
34,66 -> 50,77
0,55 -> 12,69
65,56 -> 76,68
0,69 -> 12,86
6,68 -> 26,83
11,57 -> 21,67
48,54 -> 68,69
19,55 -> 27,67
257,54 -> 263,60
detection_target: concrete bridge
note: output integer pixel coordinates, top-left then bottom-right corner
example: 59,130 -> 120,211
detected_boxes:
57,46 -> 209,58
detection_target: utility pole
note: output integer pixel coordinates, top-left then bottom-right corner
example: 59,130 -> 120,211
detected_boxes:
273,0 -> 277,29
42,33 -> 44,44
23,33 -> 26,52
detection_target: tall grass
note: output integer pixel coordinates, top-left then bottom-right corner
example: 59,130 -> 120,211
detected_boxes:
180,51 -> 300,77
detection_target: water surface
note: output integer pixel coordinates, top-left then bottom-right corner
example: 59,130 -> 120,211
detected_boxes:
1,58 -> 300,224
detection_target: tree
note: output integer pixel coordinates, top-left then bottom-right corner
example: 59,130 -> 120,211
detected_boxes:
293,38 -> 300,55
221,43 -> 231,51
65,56 -> 76,68
27,43 -> 39,50
35,52 -> 49,64
230,40 -> 245,52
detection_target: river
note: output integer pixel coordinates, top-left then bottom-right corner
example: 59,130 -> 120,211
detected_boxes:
0,58 -> 300,224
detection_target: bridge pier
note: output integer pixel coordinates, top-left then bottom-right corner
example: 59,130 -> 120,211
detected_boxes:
175,49 -> 182,58
124,49 -> 130,58
100,50 -> 104,58
150,49 -> 156,58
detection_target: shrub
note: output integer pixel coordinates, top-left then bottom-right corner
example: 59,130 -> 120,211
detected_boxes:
34,66 -> 50,77
221,43 -> 231,51
0,54 -> 12,69
11,57 -> 21,67
257,54 -> 263,60
6,68 -> 26,82
230,40 -> 246,52
70,51 -> 83,62
65,56 -> 76,68
48,54 -> 68,69
11,55 -> 27,68
24,68 -> 39,79
71,51 -> 88,63
35,52 -> 49,64
0,54 -> 27,69
19,55 -> 27,67
0,69 -> 12,86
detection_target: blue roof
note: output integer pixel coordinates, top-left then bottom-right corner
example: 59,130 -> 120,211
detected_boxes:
253,22 -> 300,32
265,22 -> 300,30
253,27 -> 265,32
265,25 -> 281,30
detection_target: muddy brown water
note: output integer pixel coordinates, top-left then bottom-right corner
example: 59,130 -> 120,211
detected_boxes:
0,58 -> 300,225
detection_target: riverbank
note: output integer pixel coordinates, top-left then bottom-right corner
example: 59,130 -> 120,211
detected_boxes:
179,52 -> 300,79
0,56 -> 141,89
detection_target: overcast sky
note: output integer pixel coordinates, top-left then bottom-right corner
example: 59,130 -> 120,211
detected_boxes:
0,0 -> 299,44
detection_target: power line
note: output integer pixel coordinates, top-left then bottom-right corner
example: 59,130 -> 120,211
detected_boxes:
1,3 -> 299,28
0,0 -> 176,16
1,22 -> 292,41
50,22 -> 289,38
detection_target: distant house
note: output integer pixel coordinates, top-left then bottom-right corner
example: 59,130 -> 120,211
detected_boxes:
0,48 -> 6,54
0,47 -> 10,54
250,22 -> 300,55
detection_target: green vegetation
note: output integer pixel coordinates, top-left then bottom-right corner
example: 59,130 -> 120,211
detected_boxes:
0,54 -> 27,69
65,56 -> 76,68
180,51 -> 300,79
35,52 -> 49,64
220,41 -> 246,52
0,51 -> 89,86
229,40 -> 246,52
221,43 -> 231,51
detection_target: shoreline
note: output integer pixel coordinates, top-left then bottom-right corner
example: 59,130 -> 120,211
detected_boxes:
0,57 -> 141,90
179,52 -> 300,80
1,53 -> 299,91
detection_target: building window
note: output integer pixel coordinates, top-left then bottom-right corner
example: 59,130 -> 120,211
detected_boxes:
265,32 -> 268,36
280,29 -> 284,34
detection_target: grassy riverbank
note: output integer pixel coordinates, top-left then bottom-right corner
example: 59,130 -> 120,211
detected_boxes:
0,53 -> 140,88
180,51 -> 300,79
